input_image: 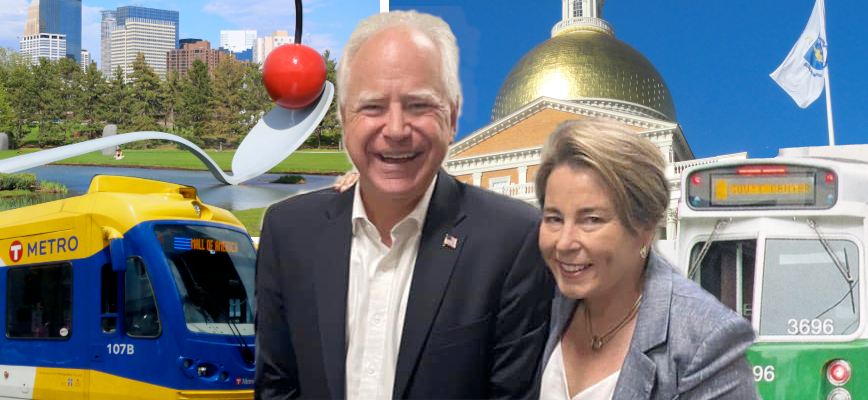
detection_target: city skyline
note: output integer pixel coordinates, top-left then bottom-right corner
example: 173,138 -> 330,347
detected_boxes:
1,0 -> 383,71
389,0 -> 868,160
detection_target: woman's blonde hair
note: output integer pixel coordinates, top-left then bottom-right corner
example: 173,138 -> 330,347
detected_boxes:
535,117 -> 669,235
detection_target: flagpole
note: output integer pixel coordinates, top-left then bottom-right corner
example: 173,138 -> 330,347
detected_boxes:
822,0 -> 835,146
825,68 -> 835,146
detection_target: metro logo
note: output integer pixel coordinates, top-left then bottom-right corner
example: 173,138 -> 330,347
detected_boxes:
9,240 -> 23,263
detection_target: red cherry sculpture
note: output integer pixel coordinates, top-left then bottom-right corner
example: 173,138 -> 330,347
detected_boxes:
262,43 -> 327,109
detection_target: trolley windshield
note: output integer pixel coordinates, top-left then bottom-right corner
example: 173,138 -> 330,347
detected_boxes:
154,225 -> 256,336
690,238 -> 860,337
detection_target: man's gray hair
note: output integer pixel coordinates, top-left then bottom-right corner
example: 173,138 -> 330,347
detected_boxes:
336,10 -> 462,119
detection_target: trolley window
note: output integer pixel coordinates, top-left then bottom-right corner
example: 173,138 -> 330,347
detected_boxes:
154,225 -> 256,336
689,240 -> 756,320
6,263 -> 73,340
760,239 -> 859,336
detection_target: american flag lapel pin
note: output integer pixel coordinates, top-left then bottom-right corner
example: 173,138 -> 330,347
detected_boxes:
442,234 -> 458,249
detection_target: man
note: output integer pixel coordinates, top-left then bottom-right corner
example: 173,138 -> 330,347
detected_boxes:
255,10 -> 552,400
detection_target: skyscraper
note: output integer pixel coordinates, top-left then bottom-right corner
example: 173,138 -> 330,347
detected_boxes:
80,49 -> 90,70
100,10 -> 116,77
111,18 -> 176,80
115,6 -> 179,49
19,33 -> 66,64
23,0 -> 81,62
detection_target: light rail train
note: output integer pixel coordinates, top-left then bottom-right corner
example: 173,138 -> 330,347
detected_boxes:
0,175 -> 256,399
676,152 -> 868,400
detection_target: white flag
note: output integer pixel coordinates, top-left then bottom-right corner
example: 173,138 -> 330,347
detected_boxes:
770,0 -> 828,108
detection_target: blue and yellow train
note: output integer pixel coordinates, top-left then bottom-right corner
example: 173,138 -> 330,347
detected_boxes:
0,175 -> 256,399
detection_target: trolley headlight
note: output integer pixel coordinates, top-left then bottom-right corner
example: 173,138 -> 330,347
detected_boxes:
197,366 -> 208,377
828,388 -> 851,400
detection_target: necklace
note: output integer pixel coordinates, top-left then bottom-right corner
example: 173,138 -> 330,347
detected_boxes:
585,293 -> 643,351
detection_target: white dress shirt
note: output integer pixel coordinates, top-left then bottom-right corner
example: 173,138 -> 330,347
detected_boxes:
345,176 -> 437,400
540,341 -> 620,400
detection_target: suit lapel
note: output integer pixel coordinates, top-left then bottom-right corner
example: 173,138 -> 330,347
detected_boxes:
313,188 -> 354,400
393,173 -> 466,398
613,253 -> 673,400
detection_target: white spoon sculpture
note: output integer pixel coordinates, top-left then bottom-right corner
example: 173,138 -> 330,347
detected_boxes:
0,82 -> 333,185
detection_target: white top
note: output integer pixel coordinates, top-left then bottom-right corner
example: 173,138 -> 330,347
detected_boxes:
540,341 -> 620,400
344,177 -> 438,400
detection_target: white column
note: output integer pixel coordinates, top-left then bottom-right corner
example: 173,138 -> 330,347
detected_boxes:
517,166 -> 528,184
472,172 -> 482,186
665,207 -> 677,240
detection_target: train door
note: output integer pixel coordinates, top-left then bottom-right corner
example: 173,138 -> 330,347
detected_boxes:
88,256 -> 164,399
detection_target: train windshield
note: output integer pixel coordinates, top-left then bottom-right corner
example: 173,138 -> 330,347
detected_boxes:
690,238 -> 860,337
154,225 -> 256,336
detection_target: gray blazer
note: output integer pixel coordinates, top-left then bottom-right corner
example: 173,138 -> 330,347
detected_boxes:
539,251 -> 759,399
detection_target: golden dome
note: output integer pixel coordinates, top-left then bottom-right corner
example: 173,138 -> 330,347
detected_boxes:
491,30 -> 677,122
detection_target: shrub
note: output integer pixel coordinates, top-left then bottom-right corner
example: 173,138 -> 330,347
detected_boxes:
0,173 -> 37,191
273,174 -> 306,184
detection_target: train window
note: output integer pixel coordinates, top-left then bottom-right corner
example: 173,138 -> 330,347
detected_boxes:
689,240 -> 756,320
101,264 -> 118,333
5,263 -> 73,340
125,257 -> 161,338
154,225 -> 256,336
760,239 -> 859,336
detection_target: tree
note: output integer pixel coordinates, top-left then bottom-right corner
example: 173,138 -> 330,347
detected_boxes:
4,58 -> 37,149
314,49 -> 341,148
207,58 -> 246,141
127,52 -> 164,132
241,62 -> 272,133
75,61 -> 108,138
161,68 -> 182,133
0,81 -> 12,136
103,66 -> 132,128
31,58 -> 66,147
176,59 -> 212,138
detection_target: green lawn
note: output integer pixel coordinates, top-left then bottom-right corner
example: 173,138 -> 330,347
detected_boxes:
0,148 -> 352,174
231,207 -> 267,237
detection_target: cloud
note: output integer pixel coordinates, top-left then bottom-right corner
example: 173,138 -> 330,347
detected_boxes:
81,4 -> 102,68
0,0 -> 29,49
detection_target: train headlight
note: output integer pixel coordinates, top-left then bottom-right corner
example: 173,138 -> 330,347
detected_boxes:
826,359 -> 851,386
193,203 -> 202,217
198,366 -> 208,377
827,388 -> 851,400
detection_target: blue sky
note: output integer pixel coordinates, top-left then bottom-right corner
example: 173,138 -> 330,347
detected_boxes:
0,0 -> 383,68
389,0 -> 868,160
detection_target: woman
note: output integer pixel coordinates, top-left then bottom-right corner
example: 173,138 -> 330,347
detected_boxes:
535,118 -> 757,400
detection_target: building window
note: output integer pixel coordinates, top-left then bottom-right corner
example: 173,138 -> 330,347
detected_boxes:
6,263 -> 73,339
489,176 -> 512,189
573,0 -> 583,17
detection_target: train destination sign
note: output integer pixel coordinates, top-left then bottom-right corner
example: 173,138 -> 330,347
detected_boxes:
712,175 -> 815,206
686,164 -> 838,210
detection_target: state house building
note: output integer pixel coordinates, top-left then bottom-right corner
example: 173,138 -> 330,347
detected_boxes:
444,0 -> 745,239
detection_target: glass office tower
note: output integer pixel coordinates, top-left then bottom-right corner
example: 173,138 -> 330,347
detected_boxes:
116,6 -> 180,49
38,0 -> 81,62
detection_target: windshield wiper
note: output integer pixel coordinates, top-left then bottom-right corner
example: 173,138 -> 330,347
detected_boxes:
688,218 -> 730,280
179,256 -> 255,364
806,219 -> 855,313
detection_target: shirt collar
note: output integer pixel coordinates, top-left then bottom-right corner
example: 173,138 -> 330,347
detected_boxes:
351,174 -> 438,237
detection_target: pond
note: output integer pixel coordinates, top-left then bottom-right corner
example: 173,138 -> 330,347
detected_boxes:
10,165 -> 336,211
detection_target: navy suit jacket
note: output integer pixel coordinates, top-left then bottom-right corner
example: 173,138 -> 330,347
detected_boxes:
539,251 -> 759,399
255,172 -> 554,399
